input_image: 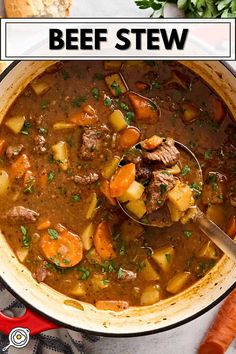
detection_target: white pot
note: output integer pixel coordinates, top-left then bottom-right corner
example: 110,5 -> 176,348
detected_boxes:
0,60 -> 235,336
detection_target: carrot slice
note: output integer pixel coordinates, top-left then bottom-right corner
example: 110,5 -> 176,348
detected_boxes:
117,126 -> 141,150
38,169 -> 47,189
128,92 -> 159,122
110,163 -> 135,198
142,135 -> 163,150
100,180 -> 116,206
10,154 -> 31,179
226,215 -> 236,238
198,289 -> 236,354
0,139 -> 6,156
95,300 -> 129,312
37,219 -> 51,231
69,105 -> 98,126
212,98 -> 225,123
40,230 -> 83,268
94,221 -> 116,260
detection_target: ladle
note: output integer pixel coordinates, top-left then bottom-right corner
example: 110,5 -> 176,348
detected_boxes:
118,140 -> 236,262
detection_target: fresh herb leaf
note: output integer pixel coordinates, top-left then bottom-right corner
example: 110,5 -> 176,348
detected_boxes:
183,230 -> 192,239
160,183 -> 167,196
21,121 -> 31,135
117,267 -> 124,279
76,266 -> 90,280
204,149 -> 212,160
47,171 -> 55,183
48,228 -> 59,240
71,194 -> 81,202
180,165 -> 191,176
125,111 -> 135,124
20,225 -> 31,248
71,96 -> 87,108
91,87 -> 100,101
111,81 -> 122,97
165,253 -> 172,263
38,127 -> 48,135
94,73 -> 104,80
40,100 -> 49,110
104,97 -> 112,107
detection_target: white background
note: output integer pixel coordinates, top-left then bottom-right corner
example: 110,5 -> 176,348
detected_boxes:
0,0 -> 235,353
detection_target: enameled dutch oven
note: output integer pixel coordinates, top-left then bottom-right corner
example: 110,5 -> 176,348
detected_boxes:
0,61 -> 235,337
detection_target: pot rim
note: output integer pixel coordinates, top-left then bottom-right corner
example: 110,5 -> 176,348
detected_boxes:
0,60 -> 235,338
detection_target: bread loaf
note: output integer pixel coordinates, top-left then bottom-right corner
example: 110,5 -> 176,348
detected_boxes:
4,0 -> 72,17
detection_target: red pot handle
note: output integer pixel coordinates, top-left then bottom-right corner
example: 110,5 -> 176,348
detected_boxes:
0,309 -> 59,335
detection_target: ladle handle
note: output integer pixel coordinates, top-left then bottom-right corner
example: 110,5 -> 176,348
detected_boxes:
194,210 -> 236,262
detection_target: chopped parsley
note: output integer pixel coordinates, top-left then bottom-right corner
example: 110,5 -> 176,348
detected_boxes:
21,121 -> 31,135
119,244 -> 126,256
183,230 -> 192,239
180,165 -> 191,176
71,194 -> 81,202
165,253 -> 172,263
104,97 -> 112,107
47,171 -> 55,183
91,87 -> 100,101
48,228 -> 59,240
207,174 -> 218,191
152,81 -> 161,89
94,73 -> 104,80
125,111 -> 135,124
111,81 -> 122,97
40,100 -> 49,110
189,182 -> 202,198
117,267 -> 124,279
76,266 -> 90,280
160,183 -> 167,196
20,225 -> 30,248
117,100 -> 129,111
204,148 -> 212,160
38,127 -> 48,136
62,70 -> 70,80
24,178 -> 35,194
71,96 -> 87,108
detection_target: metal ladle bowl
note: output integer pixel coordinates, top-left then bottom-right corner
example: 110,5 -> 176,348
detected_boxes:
117,140 -> 236,262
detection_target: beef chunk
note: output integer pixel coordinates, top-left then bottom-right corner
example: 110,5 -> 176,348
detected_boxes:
143,138 -> 180,167
73,172 -> 99,185
136,164 -> 152,184
146,171 -> 176,213
80,125 -> 110,160
34,135 -> 47,154
33,261 -> 48,283
6,145 -> 24,160
3,206 -> 39,223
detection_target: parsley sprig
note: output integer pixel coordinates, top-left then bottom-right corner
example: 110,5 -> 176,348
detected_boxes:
135,0 -> 236,18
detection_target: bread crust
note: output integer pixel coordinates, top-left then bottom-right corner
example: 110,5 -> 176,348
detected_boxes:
4,0 -> 72,17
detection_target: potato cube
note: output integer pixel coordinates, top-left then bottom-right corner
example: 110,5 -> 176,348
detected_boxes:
166,272 -> 191,294
16,248 -> 29,263
164,164 -> 181,175
86,247 -> 102,265
120,219 -> 144,242
52,141 -> 69,171
0,170 -> 10,197
81,223 -> 94,251
140,285 -> 161,306
139,259 -> 160,281
182,102 -> 200,124
105,73 -> 128,97
167,182 -> 194,212
167,200 -> 183,222
180,207 -> 198,224
86,192 -> 97,219
91,273 -> 109,290
31,81 -> 50,96
109,110 -> 128,132
5,116 -> 25,134
126,200 -> 147,219
197,241 -> 218,260
152,246 -> 175,272
53,122 -> 76,130
101,156 -> 120,180
104,61 -> 122,71
118,181 -> 145,203
70,281 -> 86,297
